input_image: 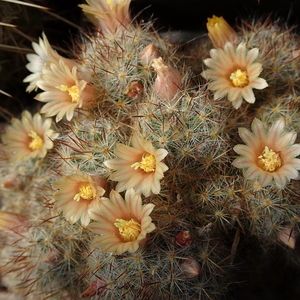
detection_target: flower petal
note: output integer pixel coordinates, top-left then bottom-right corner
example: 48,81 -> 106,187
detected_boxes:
241,87 -> 255,103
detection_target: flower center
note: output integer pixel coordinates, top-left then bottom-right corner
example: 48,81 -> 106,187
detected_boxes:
74,182 -> 95,201
131,153 -> 156,173
114,218 -> 141,242
257,146 -> 282,172
230,69 -> 249,87
28,130 -> 44,150
56,85 -> 80,103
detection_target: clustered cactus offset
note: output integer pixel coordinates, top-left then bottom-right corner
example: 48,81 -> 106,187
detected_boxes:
1,2 -> 300,300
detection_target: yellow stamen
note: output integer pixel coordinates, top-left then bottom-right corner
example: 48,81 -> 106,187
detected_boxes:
131,153 -> 156,173
257,146 -> 282,172
106,0 -> 114,9
230,69 -> 249,87
56,84 -> 80,103
28,130 -> 44,150
114,218 -> 141,242
74,182 -> 95,201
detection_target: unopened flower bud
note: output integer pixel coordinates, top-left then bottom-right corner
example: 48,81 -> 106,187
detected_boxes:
80,279 -> 107,298
180,258 -> 200,278
152,57 -> 181,103
0,211 -> 28,234
124,82 -> 144,98
277,226 -> 296,249
139,44 -> 160,66
175,230 -> 193,247
207,15 -> 238,48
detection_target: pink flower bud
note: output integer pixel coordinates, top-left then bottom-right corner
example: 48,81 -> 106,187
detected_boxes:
175,230 -> 193,247
152,57 -> 181,103
124,82 -> 144,98
0,211 -> 28,234
139,44 -> 160,66
180,258 -> 201,278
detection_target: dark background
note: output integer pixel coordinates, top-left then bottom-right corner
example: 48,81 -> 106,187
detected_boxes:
131,0 -> 300,31
1,1 -> 300,298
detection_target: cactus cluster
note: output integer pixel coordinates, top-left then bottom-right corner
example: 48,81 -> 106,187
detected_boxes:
1,2 -> 300,299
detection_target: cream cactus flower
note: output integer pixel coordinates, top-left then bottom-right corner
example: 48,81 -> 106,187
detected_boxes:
88,189 -> 156,254
35,58 -> 95,122
2,110 -> 58,162
23,32 -> 75,92
232,118 -> 300,188
53,173 -> 106,227
79,0 -> 131,35
104,134 -> 168,197
201,42 -> 268,109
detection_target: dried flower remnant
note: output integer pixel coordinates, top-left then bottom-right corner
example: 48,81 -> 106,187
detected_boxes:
0,211 -> 28,234
43,249 -> 62,264
2,111 -> 58,162
124,82 -> 143,98
53,173 -> 106,226
175,230 -> 193,247
152,57 -> 181,103
35,59 -> 95,122
79,0 -> 131,35
88,189 -> 155,254
23,32 -> 75,92
206,15 -> 238,48
2,173 -> 23,190
232,118 -> 300,188
104,134 -> 168,197
201,42 -> 268,109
